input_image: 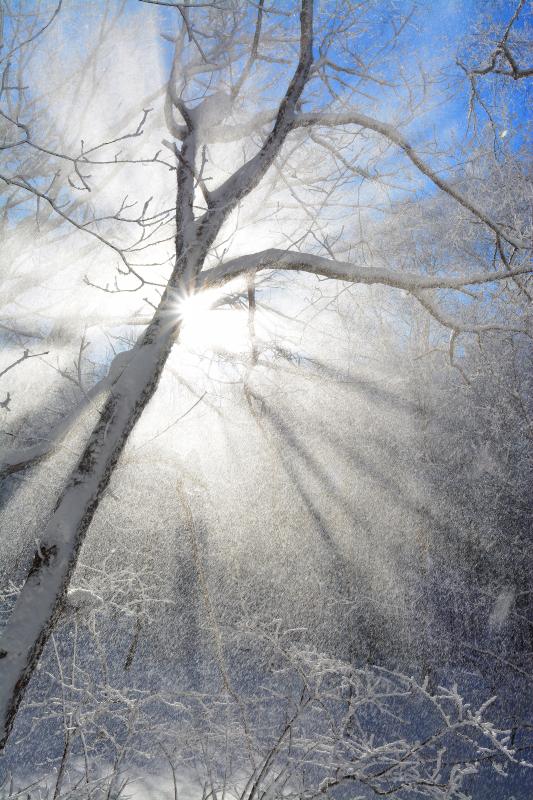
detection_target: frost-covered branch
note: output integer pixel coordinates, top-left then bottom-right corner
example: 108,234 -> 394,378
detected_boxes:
0,349 -> 49,381
201,247 -> 532,294
292,111 -> 527,249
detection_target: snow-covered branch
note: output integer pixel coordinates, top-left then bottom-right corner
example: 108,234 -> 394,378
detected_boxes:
201,247 -> 532,295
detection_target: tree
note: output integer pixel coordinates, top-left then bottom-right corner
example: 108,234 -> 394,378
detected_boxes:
0,0 -> 531,758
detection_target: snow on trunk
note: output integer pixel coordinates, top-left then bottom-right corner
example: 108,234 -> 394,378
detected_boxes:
0,304 -> 181,749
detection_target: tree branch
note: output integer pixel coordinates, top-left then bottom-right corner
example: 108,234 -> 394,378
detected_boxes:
292,111 -> 527,249
194,0 -> 314,259
200,248 -> 532,294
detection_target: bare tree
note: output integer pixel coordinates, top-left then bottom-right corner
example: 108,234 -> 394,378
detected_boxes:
0,0 -> 531,751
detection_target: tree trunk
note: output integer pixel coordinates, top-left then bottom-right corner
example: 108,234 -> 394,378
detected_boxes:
0,289 -> 181,749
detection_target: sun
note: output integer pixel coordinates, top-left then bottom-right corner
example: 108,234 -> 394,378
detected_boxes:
176,288 -> 251,354
177,289 -> 216,327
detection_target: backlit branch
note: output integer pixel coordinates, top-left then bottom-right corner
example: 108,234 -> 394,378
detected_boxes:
201,248 -> 532,295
